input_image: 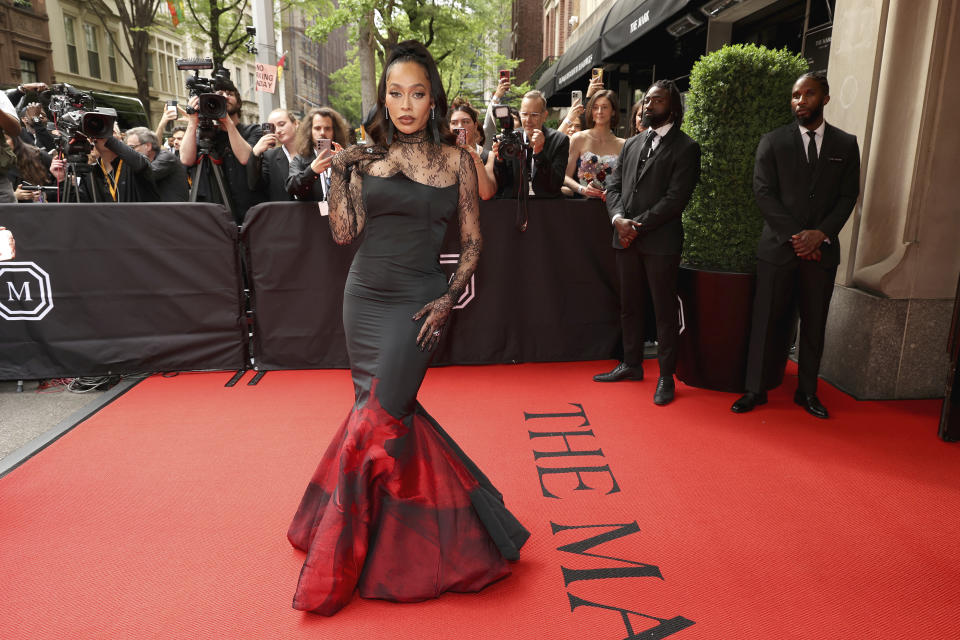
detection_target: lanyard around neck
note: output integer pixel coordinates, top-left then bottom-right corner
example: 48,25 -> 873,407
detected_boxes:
99,159 -> 124,201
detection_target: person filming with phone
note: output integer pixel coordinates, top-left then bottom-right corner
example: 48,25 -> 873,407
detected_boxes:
286,107 -> 348,201
247,108 -> 299,202
492,89 -> 568,198
449,97 -> 496,200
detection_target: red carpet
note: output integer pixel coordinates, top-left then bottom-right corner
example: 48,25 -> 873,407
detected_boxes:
1,362 -> 957,639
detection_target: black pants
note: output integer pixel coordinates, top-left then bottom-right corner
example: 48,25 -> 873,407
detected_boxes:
745,258 -> 836,394
616,249 -> 680,375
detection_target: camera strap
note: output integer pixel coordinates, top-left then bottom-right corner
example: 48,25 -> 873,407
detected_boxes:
99,159 -> 124,202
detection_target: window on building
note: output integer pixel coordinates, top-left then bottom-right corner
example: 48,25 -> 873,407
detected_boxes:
248,71 -> 255,100
19,57 -> 38,84
147,51 -> 155,89
108,33 -> 118,82
84,23 -> 101,79
64,15 -> 79,74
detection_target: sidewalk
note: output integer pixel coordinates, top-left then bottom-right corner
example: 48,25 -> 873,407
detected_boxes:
0,379 -> 125,474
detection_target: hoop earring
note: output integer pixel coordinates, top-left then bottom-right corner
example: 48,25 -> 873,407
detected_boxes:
430,106 -> 440,145
384,106 -> 394,146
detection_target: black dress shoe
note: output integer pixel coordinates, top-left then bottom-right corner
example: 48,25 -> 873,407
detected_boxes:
794,390 -> 828,419
731,391 -> 767,413
653,376 -> 675,405
593,362 -> 644,382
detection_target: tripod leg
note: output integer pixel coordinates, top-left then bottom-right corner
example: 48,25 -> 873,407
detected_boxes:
209,160 -> 236,220
189,157 -> 205,202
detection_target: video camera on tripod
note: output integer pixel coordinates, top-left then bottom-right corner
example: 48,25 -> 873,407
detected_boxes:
40,83 -> 118,165
176,57 -> 233,143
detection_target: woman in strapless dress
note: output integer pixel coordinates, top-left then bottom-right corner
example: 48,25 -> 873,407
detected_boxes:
561,89 -> 626,200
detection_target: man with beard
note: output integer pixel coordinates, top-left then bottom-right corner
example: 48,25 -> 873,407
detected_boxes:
731,72 -> 860,418
593,80 -> 701,407
179,79 -> 262,222
247,108 -> 299,202
285,107 -> 348,201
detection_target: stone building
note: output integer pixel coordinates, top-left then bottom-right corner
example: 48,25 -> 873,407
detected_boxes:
280,6 -> 348,117
0,0 -> 54,87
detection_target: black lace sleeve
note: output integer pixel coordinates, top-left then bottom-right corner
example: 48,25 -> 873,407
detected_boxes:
328,144 -> 384,245
448,148 -> 482,302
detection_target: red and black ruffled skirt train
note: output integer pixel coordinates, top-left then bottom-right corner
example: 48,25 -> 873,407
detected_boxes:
287,293 -> 530,615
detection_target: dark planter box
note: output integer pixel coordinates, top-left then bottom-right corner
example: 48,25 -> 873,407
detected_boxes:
676,266 -> 785,393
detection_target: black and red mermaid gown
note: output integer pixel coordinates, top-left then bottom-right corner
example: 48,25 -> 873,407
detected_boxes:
287,172 -> 530,615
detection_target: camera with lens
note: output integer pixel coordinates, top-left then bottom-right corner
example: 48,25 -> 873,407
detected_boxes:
176,57 -> 233,142
41,83 -> 117,164
492,104 -> 527,162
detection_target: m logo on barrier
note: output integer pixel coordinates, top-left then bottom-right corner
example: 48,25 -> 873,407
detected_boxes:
0,262 -> 54,321
439,253 -> 476,309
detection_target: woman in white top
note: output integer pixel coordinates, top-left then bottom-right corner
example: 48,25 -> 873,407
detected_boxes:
561,90 -> 625,199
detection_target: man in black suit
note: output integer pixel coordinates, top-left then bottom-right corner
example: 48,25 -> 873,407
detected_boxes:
247,108 -> 299,202
732,72 -> 861,418
493,90 -> 568,198
594,80 -> 701,406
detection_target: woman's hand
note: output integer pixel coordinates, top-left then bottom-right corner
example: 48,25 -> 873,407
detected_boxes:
331,143 -> 385,176
582,185 -> 604,199
412,294 -> 453,351
14,184 -> 39,202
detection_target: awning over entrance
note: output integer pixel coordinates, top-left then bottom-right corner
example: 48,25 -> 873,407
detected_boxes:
535,59 -> 559,96
553,5 -> 614,91
601,0 -> 692,60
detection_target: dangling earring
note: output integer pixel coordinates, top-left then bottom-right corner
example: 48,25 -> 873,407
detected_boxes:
385,106 -> 395,145
430,106 -> 440,145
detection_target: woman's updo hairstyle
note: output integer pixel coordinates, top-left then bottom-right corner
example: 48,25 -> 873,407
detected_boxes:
365,39 -> 456,148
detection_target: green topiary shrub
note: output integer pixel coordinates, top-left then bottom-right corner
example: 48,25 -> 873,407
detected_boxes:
681,44 -> 809,272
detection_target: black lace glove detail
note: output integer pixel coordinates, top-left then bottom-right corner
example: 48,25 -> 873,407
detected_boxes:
328,144 -> 387,244
412,293 -> 453,351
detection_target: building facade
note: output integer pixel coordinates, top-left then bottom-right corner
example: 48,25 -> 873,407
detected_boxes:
0,0 -> 54,87
510,0 -> 543,83
281,6 -> 348,117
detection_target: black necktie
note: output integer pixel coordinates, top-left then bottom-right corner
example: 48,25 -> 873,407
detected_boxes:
806,130 -> 818,170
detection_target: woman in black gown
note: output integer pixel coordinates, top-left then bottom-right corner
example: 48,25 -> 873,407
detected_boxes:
287,40 -> 530,616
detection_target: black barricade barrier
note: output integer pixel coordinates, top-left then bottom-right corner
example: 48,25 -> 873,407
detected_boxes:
241,202 -> 357,369
0,203 -> 246,379
242,199 -> 621,369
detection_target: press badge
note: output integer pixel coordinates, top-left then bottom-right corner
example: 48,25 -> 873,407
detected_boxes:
318,201 -> 329,216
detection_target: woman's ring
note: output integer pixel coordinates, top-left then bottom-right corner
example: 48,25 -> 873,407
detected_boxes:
432,330 -> 441,337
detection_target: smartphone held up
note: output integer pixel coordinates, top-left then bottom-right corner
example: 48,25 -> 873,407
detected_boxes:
454,128 -> 467,146
316,138 -> 332,155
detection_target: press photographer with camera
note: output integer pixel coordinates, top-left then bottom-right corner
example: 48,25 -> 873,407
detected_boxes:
285,107 -> 348,202
492,90 -> 568,199
125,127 -> 188,202
178,64 -> 262,223
246,108 -> 299,202
50,127 -> 160,203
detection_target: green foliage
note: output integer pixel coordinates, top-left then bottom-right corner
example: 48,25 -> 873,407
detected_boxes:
681,44 -> 808,272
328,48 -> 365,126
299,0 -> 516,126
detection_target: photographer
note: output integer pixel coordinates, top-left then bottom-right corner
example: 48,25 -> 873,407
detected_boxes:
246,108 -> 299,202
492,90 -> 568,199
50,132 -> 159,202
179,79 -> 262,222
18,102 -> 57,153
125,127 -> 189,202
285,107 -> 348,202
7,134 -> 55,203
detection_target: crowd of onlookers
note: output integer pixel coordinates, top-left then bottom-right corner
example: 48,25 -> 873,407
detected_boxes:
0,72 -> 647,222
